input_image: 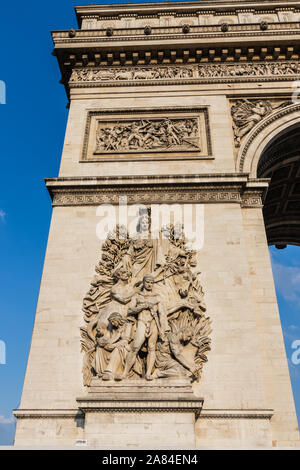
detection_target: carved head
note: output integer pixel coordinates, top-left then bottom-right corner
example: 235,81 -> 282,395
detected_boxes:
143,274 -> 154,291
180,327 -> 193,344
96,321 -> 107,337
257,100 -> 265,109
108,312 -> 126,328
136,208 -> 150,233
113,267 -> 130,282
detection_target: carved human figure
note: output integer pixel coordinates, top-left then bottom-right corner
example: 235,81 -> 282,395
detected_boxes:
127,121 -> 146,148
163,119 -> 181,147
109,267 -> 137,317
151,326 -> 201,379
121,211 -> 166,283
231,99 -> 273,145
140,121 -> 164,148
92,312 -> 131,380
91,266 -> 136,329
172,258 -> 207,317
116,274 -> 169,381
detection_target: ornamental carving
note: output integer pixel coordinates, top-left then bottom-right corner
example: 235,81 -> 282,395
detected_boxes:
198,62 -> 300,78
81,217 -> 212,385
70,66 -> 195,82
231,99 -> 290,147
69,62 -> 300,85
95,118 -> 200,153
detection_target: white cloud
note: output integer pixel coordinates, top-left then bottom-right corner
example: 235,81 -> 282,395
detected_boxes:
0,415 -> 15,425
271,261 -> 300,307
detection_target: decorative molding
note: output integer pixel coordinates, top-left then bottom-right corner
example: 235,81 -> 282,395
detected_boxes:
13,409 -> 84,419
13,407 -> 273,419
75,2 -> 300,20
53,23 -> 300,44
51,188 -> 243,206
76,398 -> 204,413
241,192 -> 263,208
45,174 -> 269,208
199,409 -> 274,420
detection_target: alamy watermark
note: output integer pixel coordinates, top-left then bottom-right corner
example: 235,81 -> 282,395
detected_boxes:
0,340 -> 6,365
0,80 -> 6,104
291,340 -> 300,365
95,197 -> 205,250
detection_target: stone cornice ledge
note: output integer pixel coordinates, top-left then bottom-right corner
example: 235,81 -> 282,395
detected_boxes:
13,407 -> 273,419
13,409 -> 84,419
200,409 -> 274,419
45,174 -> 269,208
76,397 -> 204,414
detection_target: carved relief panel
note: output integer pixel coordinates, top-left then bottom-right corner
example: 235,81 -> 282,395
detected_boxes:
81,219 -> 212,385
82,108 -> 212,161
230,98 -> 291,148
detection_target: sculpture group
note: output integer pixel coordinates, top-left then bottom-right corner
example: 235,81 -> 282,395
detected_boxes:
70,66 -> 194,82
81,213 -> 211,385
95,118 -> 200,153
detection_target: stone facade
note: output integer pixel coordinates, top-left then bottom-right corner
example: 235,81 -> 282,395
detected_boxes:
14,1 -> 300,448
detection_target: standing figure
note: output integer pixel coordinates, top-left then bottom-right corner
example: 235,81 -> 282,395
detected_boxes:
109,267 -> 137,317
121,210 -> 166,283
116,274 -> 169,381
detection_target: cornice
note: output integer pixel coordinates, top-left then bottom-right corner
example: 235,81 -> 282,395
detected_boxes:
199,409 -> 274,419
52,15 -> 300,98
13,407 -> 274,420
75,1 -> 300,25
45,174 -> 269,208
76,397 -> 204,414
52,22 -> 300,45
13,409 -> 84,419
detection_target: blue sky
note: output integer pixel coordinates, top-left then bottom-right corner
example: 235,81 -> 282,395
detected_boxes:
0,0 -> 299,445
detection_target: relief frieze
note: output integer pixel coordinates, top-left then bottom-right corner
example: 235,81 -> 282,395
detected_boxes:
69,62 -> 300,85
70,66 -> 195,82
95,118 -> 200,153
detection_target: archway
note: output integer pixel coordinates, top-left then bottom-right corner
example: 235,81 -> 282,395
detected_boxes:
258,124 -> 300,247
237,103 -> 300,435
237,103 -> 300,246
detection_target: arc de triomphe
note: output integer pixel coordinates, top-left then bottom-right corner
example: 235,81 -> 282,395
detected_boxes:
14,1 -> 300,448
